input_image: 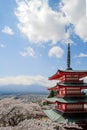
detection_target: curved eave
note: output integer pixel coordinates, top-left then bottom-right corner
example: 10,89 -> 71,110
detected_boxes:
46,97 -> 87,103
48,70 -> 62,80
48,74 -> 62,80
44,109 -> 65,122
58,83 -> 87,87
44,109 -> 87,123
48,69 -> 87,80
48,85 -> 59,90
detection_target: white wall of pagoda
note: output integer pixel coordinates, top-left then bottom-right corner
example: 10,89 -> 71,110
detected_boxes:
58,74 -> 85,83
55,102 -> 87,112
84,103 -> 87,111
56,86 -> 87,97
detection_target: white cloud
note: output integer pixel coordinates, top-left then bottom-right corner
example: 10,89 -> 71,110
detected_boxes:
61,0 -> 87,42
0,44 -> 6,48
2,26 -> 14,35
15,0 -> 87,43
20,47 -> 35,57
0,75 -> 56,87
15,0 -> 68,44
76,53 -> 87,58
48,46 -> 64,58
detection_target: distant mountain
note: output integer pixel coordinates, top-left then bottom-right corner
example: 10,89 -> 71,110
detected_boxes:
0,85 -> 49,95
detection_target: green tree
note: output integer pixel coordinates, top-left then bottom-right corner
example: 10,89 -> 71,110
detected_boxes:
48,90 -> 54,98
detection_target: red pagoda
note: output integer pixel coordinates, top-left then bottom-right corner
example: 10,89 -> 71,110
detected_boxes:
44,44 -> 87,129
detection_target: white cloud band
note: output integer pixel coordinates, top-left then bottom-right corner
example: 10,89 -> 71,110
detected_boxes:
0,75 -> 56,87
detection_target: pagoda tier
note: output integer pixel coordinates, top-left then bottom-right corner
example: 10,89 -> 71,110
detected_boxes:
48,83 -> 87,97
49,69 -> 87,83
46,97 -> 87,113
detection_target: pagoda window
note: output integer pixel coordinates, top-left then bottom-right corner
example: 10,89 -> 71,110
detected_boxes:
58,104 -> 62,109
66,87 -> 81,95
59,75 -> 66,82
84,104 -> 87,109
66,78 -> 78,80
62,104 -> 65,110
67,90 -> 80,94
66,75 -> 79,78
67,87 -> 80,90
59,91 -> 61,95
59,88 -> 65,95
65,75 -> 79,81
67,104 -> 83,110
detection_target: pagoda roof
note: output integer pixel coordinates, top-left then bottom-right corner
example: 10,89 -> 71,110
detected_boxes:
46,97 -> 87,103
58,83 -> 87,87
49,69 -> 87,80
60,70 -> 87,73
44,109 -> 65,122
48,70 -> 62,80
48,83 -> 87,91
44,109 -> 87,123
48,85 -> 59,90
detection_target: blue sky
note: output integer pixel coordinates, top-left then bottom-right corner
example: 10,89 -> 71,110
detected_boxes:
0,0 -> 87,88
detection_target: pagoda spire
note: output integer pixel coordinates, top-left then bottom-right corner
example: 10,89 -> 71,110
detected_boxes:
66,43 -> 72,70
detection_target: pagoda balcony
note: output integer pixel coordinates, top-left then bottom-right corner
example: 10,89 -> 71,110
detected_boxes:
56,90 -> 86,98
62,80 -> 83,84
46,97 -> 87,104
48,83 -> 87,97
55,101 -> 87,113
57,93 -> 86,98
55,106 -> 87,113
46,97 -> 87,113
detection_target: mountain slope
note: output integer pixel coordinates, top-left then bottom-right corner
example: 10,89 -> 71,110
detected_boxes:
0,85 -> 49,94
